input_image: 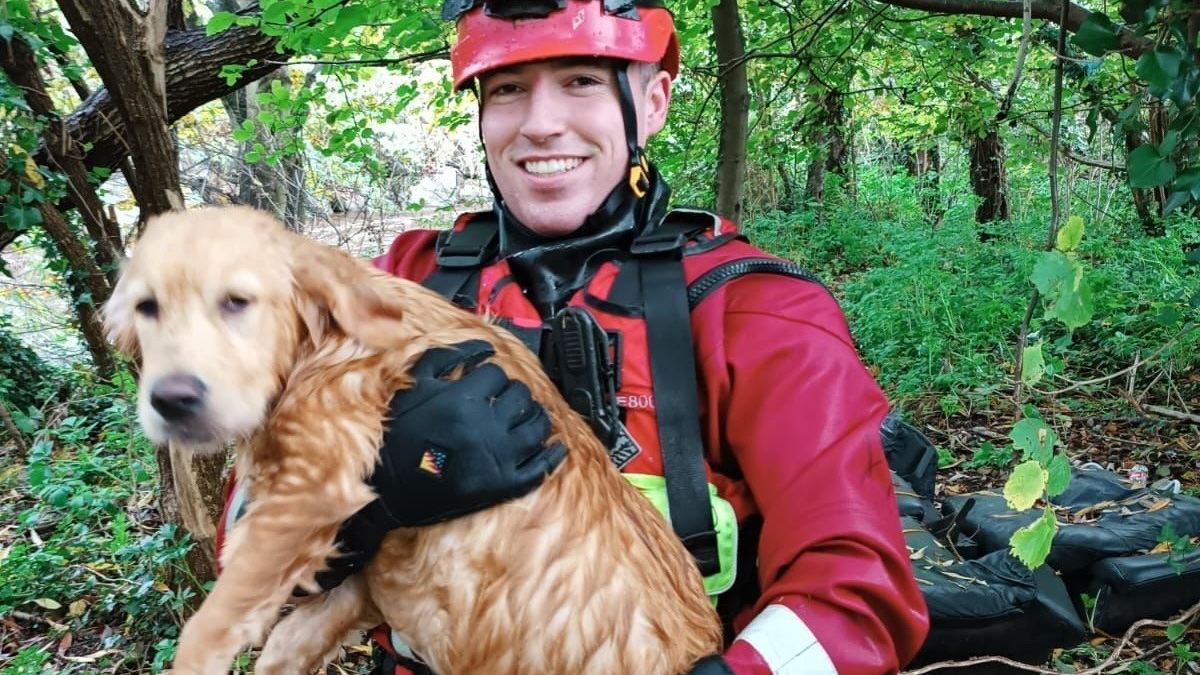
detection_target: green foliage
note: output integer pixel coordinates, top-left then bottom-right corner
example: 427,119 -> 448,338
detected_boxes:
0,378 -> 197,673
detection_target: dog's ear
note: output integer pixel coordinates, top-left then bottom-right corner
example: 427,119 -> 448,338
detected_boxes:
102,266 -> 141,359
289,235 -> 412,350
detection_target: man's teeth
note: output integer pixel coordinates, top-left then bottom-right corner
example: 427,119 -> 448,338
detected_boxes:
524,158 -> 582,175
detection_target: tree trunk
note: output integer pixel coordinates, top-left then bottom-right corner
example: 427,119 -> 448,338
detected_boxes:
711,0 -> 749,222
57,0 -> 183,221
803,73 -> 849,206
53,0 -> 231,592
0,35 -> 123,281
968,127 -> 1010,236
904,141 -> 943,226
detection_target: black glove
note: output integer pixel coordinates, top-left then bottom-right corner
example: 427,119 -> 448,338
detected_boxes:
311,340 -> 567,591
688,655 -> 734,675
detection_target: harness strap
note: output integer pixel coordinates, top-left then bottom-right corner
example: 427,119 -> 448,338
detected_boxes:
632,219 -> 720,577
421,213 -> 499,306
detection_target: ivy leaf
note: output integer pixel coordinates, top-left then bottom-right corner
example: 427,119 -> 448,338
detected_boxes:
3,201 -> 41,231
1071,13 -> 1122,56
1022,341 -> 1045,386
206,11 -> 238,35
1127,143 -> 1176,188
1167,623 -> 1186,641
1056,215 -> 1085,252
1010,507 -> 1057,569
1136,46 -> 1184,91
1046,453 -> 1072,498
1004,460 -> 1047,511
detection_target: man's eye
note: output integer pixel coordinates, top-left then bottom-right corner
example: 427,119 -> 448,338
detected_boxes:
489,83 -> 520,97
135,298 -> 159,318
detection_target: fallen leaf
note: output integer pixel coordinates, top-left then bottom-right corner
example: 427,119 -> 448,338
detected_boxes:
32,598 -> 62,610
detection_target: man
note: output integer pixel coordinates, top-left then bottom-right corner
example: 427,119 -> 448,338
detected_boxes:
220,1 -> 929,674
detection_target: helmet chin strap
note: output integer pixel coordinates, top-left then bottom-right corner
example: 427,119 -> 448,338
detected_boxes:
615,64 -> 652,200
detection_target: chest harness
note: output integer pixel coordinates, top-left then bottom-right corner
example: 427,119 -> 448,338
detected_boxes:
421,207 -> 818,583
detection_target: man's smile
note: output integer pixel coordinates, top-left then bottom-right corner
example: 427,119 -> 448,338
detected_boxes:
522,157 -> 584,175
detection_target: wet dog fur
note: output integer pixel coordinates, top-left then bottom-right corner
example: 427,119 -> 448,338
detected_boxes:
103,206 -> 721,675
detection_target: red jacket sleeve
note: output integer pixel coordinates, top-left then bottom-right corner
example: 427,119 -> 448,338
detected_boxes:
693,273 -> 929,675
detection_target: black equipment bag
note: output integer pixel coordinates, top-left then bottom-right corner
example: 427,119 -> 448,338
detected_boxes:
944,466 -> 1200,574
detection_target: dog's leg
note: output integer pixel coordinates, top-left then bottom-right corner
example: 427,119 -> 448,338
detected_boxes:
255,573 -> 383,675
171,499 -> 346,675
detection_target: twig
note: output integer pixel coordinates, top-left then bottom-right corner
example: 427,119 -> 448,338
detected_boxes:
1038,322 -> 1198,396
0,397 -> 30,457
1143,405 -> 1200,424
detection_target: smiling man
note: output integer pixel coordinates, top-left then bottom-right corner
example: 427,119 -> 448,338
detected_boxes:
221,1 -> 930,674
369,2 -> 929,674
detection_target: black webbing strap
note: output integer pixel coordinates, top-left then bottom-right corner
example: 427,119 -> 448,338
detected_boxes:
632,218 -> 720,577
421,214 -> 499,307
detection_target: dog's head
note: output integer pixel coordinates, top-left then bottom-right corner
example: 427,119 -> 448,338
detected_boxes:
104,206 -> 410,449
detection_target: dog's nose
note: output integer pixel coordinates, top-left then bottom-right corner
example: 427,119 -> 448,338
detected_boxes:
150,373 -> 208,422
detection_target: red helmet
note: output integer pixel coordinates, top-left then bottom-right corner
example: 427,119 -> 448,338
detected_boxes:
444,0 -> 680,90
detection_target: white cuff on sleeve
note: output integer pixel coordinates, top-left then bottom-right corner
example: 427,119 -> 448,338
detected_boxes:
733,604 -> 838,675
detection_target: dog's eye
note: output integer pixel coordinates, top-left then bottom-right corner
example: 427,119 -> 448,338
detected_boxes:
135,298 -> 159,318
220,295 -> 251,315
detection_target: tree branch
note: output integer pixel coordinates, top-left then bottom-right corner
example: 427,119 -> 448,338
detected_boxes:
871,0 -> 1150,55
0,21 -> 285,252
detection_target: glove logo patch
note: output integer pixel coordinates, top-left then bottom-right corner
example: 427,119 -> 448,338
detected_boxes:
418,448 -> 447,477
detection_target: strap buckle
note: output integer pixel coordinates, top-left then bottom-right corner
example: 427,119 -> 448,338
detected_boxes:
434,219 -> 498,268
630,230 -> 686,256
681,530 -> 721,577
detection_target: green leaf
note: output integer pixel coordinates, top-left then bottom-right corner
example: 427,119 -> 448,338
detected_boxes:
1056,215 -> 1085,252
1022,341 -> 1045,386
1127,143 -> 1176,188
1004,460 -> 1047,511
1158,129 -> 1180,156
206,11 -> 237,35
1010,507 -> 1057,569
334,4 -> 370,34
1071,13 -> 1122,56
1163,190 -> 1191,215
1046,453 -> 1072,497
262,0 -> 292,25
1166,622 -> 1186,641
1010,417 -> 1057,464
1031,251 -> 1096,329
3,201 -> 41,230
1136,46 -> 1184,90
0,22 -> 13,43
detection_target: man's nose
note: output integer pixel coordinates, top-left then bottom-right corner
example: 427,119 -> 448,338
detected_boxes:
150,372 -> 208,422
519,84 -> 567,141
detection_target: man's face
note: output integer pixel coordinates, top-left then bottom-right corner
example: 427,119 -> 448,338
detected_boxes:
479,58 -> 670,238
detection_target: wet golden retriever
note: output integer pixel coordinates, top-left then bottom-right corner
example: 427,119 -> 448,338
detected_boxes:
103,206 -> 720,675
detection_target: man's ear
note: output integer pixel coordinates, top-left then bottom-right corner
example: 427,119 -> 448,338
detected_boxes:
288,235 -> 413,350
102,265 -> 141,360
640,69 -> 672,142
